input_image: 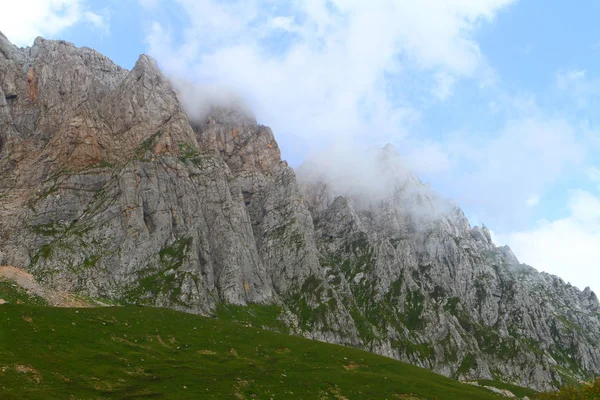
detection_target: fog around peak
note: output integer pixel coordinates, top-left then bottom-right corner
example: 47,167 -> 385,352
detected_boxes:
296,142 -> 457,222
169,78 -> 254,125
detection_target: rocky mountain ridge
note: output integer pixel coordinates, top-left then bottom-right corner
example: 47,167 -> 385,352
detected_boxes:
1,32 -> 599,391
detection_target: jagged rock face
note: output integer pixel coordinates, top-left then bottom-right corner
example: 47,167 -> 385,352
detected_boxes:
298,153 -> 600,391
0,33 -> 359,345
191,109 -> 360,345
1,33 -> 599,391
0,33 -> 271,312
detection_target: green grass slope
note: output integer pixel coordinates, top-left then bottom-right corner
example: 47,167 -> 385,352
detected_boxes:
476,380 -> 537,398
0,305 -> 510,400
534,378 -> 600,399
0,281 -> 47,306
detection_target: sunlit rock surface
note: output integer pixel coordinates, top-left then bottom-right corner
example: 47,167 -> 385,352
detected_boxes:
1,32 -> 599,390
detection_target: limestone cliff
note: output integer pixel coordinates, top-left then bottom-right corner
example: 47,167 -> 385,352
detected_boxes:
298,148 -> 600,390
1,33 -> 598,391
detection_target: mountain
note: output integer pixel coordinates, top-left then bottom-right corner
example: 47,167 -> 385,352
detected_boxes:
1,32 -> 599,391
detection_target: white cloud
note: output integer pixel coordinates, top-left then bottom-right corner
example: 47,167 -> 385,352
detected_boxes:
556,69 -> 586,90
402,141 -> 452,176
142,1 -> 592,263
0,0 -> 109,47
138,0 -> 160,10
555,68 -> 600,107
421,115 -> 586,229
469,117 -> 583,219
488,101 -> 501,114
587,166 -> 600,191
84,10 -> 110,35
297,142 -> 455,221
145,0 -> 517,149
526,195 -> 540,207
432,72 -> 457,101
497,190 -> 600,292
588,166 -> 600,181
267,16 -> 299,32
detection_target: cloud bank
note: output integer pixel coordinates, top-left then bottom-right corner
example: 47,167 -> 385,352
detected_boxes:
141,0 -> 600,292
145,0 -> 516,149
497,190 -> 600,291
0,0 -> 108,47
431,115 -> 586,229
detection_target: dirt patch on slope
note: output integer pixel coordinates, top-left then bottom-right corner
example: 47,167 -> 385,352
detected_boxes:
0,266 -> 37,291
0,265 -> 96,307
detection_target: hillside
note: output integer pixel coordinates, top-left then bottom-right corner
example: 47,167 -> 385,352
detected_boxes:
0,303 -> 518,400
1,31 -> 599,392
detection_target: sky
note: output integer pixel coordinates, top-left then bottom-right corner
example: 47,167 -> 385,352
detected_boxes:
1,0 -> 599,293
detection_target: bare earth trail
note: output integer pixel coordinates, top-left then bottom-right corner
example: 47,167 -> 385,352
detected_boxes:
0,265 -> 97,307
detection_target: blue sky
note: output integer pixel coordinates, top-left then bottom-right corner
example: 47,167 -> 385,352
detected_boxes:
2,0 -> 599,292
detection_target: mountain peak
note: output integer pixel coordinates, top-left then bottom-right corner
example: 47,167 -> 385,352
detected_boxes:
1,34 -> 599,393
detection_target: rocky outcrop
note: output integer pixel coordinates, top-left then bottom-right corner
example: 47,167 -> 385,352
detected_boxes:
0,33 -> 358,343
191,108 -> 360,345
0,34 -> 271,313
297,150 -> 600,391
1,33 -> 599,391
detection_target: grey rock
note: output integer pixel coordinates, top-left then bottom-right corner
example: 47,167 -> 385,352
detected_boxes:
298,149 -> 600,391
1,32 -> 598,392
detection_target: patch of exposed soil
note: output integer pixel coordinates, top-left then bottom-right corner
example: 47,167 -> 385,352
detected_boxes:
0,265 -> 97,307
